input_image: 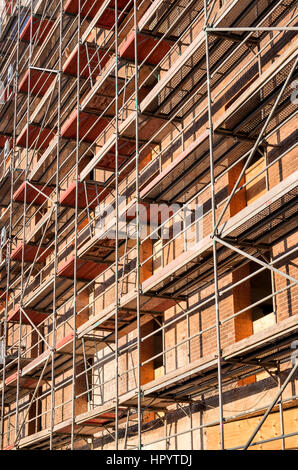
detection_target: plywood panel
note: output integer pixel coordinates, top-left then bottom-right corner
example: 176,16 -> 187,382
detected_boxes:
205,407 -> 298,450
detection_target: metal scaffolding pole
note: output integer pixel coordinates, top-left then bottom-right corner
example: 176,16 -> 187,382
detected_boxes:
115,0 -> 119,450
204,0 -> 224,450
50,0 -> 63,449
244,363 -> 298,450
16,0 -> 34,444
0,0 -> 21,450
71,0 -> 81,450
134,0 -> 142,451
0,0 -> 296,451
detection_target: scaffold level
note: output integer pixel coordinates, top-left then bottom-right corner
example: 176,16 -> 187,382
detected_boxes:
0,0 -> 297,451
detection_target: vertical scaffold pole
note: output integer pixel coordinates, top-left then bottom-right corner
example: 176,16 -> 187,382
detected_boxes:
0,0 -> 21,450
115,0 -> 119,450
50,0 -> 63,449
204,0 -> 224,450
134,0 -> 142,451
71,0 -> 81,450
16,0 -> 34,445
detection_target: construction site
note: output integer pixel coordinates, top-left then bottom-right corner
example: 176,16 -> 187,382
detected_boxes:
0,0 -> 297,451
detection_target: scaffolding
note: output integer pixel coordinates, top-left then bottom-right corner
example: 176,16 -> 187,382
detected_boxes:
0,0 -> 297,451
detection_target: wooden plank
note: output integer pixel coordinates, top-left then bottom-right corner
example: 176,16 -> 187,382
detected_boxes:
140,130 -> 209,198
138,353 -> 217,397
139,0 -> 250,113
223,313 -> 298,360
28,137 -> 58,180
80,61 -> 116,111
80,19 -> 297,185
212,44 -> 298,131
138,0 -> 165,31
141,171 -> 298,294
126,315 -> 297,406
140,38 -> 297,200
18,428 -> 50,449
205,407 -> 298,450
79,110 -> 136,181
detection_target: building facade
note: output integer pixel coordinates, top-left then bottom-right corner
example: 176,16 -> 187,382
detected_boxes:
0,0 -> 297,450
